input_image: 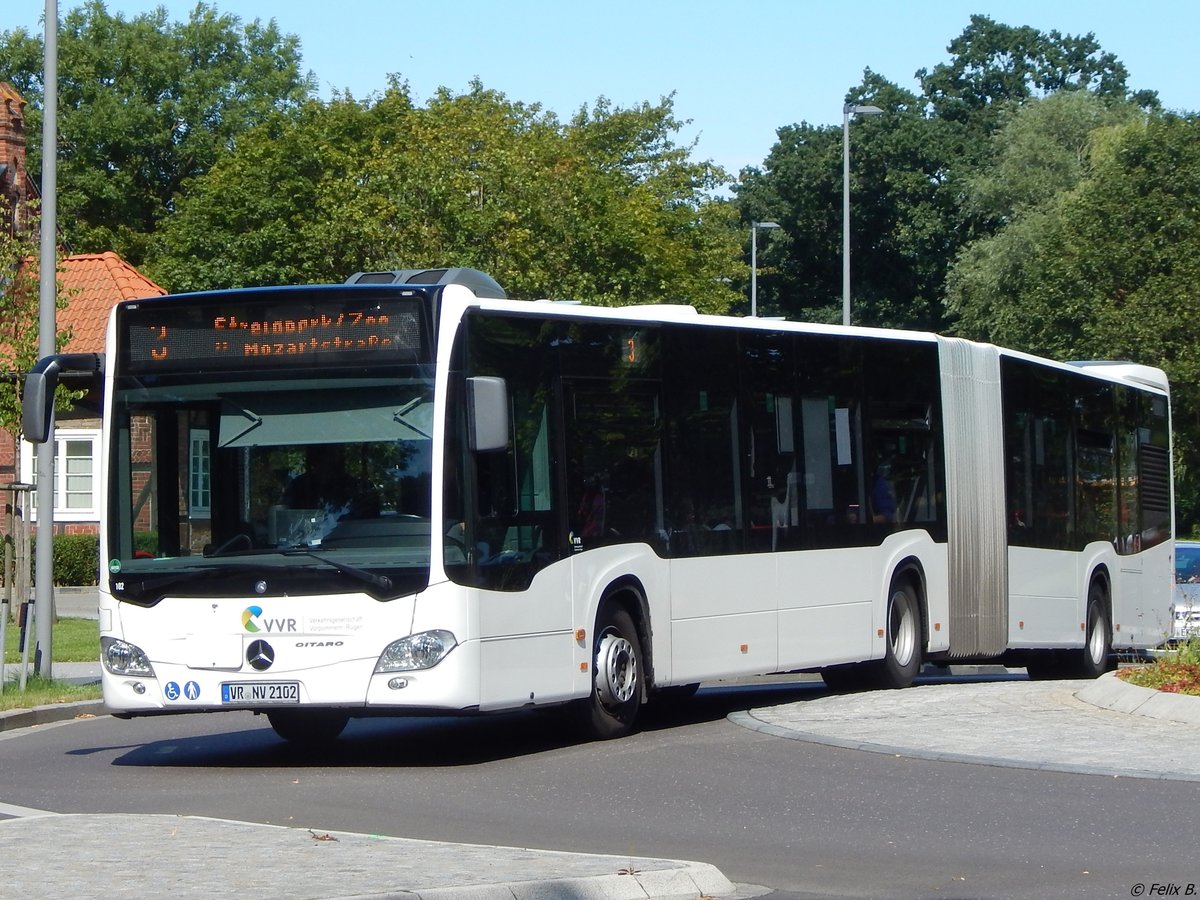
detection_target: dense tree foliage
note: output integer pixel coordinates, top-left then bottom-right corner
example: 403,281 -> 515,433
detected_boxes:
0,201 -> 73,439
736,71 -> 959,327
0,0 -> 315,264
918,14 -> 1157,126
948,112 -> 1200,527
148,81 -> 742,311
736,15 -> 1158,330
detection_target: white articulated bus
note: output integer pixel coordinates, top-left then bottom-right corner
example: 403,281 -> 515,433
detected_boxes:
23,268 -> 1174,743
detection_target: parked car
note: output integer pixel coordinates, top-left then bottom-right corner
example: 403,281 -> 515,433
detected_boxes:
1173,540 -> 1200,642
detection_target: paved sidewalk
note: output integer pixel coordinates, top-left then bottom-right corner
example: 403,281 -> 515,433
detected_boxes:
0,813 -> 744,900
733,671 -> 1200,781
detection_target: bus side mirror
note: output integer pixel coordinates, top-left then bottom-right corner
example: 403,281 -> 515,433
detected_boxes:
22,367 -> 54,443
466,376 -> 509,453
22,353 -> 105,443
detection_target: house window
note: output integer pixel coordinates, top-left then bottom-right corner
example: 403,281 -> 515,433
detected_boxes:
189,430 -> 211,516
20,430 -> 99,522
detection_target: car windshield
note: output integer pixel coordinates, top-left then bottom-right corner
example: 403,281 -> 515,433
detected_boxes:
107,369 -> 435,601
1176,545 -> 1200,584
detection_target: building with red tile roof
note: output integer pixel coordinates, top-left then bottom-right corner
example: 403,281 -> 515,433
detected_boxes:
1,255 -> 167,534
57,251 -> 167,352
2,82 -> 168,535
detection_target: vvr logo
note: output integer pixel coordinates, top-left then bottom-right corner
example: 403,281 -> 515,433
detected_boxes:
241,606 -> 298,633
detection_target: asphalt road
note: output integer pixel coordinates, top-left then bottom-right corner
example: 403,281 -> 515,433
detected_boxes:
3,676 -> 1199,898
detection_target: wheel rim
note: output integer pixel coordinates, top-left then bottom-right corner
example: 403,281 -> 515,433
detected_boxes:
889,589 -> 917,667
596,629 -> 638,708
1087,608 -> 1107,666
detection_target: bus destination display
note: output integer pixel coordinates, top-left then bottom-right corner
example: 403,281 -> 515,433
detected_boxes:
122,293 -> 426,372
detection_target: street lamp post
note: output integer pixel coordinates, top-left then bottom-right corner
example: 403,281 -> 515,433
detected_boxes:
750,221 -> 780,317
842,103 -> 882,326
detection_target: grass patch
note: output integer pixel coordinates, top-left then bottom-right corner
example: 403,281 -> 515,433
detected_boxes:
1118,637 -> 1200,696
4,616 -> 99,664
0,674 -> 101,711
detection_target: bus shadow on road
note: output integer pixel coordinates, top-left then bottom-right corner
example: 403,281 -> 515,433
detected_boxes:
98,680 -> 831,768
99,673 -> 1023,768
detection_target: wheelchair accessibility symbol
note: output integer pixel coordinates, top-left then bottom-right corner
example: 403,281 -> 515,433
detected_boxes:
165,681 -> 201,701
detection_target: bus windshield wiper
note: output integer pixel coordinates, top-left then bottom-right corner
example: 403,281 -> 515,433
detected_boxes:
280,548 -> 393,593
115,563 -> 253,600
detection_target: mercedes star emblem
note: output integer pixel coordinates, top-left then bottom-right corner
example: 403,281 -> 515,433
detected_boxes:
247,639 -> 275,671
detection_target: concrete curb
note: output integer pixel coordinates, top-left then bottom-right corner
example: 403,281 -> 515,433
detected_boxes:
0,698 -> 106,733
1076,670 -> 1200,724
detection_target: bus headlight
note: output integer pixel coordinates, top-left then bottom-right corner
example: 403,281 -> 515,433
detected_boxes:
375,630 -> 457,672
101,636 -> 155,677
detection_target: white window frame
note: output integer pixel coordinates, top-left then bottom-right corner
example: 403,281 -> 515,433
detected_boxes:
19,428 -> 101,523
189,429 -> 211,517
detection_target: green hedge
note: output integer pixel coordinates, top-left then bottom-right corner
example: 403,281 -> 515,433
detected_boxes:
21,534 -> 99,586
10,532 -> 163,586
53,534 -> 101,585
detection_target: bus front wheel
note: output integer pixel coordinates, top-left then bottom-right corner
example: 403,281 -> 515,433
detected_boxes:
578,605 -> 644,740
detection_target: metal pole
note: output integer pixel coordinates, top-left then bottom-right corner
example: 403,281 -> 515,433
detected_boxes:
842,104 -> 851,327
35,0 -> 59,678
1,489 -> 11,695
750,225 -> 758,318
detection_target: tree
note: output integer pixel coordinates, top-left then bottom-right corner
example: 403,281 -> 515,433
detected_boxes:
0,0 -> 315,264
959,90 -> 1143,226
736,16 -> 1155,331
149,81 -> 743,312
946,112 -> 1200,530
918,14 -> 1157,128
736,71 -> 960,329
0,200 -> 73,440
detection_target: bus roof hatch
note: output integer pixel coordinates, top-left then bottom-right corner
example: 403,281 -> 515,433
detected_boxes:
344,267 -> 506,299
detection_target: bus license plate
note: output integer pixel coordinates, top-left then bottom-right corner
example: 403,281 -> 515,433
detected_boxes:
221,682 -> 300,705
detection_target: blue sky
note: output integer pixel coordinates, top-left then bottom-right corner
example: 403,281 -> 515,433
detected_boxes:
8,1 -> 1198,176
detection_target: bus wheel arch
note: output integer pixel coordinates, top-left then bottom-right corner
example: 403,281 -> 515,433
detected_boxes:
577,579 -> 649,740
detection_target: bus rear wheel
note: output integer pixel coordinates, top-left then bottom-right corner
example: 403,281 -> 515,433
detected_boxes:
578,606 -> 644,740
1066,584 -> 1113,679
267,709 -> 349,745
879,580 -> 923,688
822,579 -> 923,691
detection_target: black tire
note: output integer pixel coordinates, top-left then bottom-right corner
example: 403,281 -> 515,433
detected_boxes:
267,709 -> 349,745
577,605 -> 644,740
1064,583 -> 1113,679
878,579 -> 924,688
822,579 -> 924,691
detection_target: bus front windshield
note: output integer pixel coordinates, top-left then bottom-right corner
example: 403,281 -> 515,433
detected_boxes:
107,369 -> 435,602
